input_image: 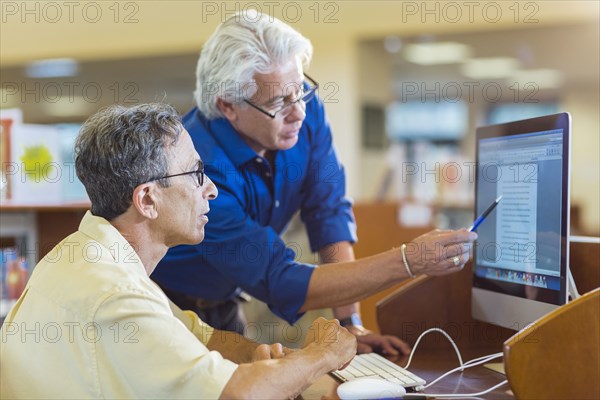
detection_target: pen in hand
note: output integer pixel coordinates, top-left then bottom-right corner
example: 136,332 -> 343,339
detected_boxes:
469,195 -> 502,232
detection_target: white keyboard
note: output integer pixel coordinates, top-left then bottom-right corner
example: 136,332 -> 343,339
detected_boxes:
331,353 -> 426,389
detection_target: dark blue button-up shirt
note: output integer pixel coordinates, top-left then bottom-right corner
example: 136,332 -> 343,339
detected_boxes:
152,94 -> 357,324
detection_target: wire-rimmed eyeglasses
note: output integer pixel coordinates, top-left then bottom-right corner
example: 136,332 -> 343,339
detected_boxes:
243,73 -> 319,119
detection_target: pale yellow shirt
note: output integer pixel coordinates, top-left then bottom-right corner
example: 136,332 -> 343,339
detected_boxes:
0,212 -> 238,399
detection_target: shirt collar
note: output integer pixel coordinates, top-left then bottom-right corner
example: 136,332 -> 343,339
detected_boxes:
198,110 -> 260,167
78,211 -> 146,276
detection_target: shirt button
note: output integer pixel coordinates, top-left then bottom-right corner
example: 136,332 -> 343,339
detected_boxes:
256,157 -> 263,163
275,200 -> 280,208
265,172 -> 272,177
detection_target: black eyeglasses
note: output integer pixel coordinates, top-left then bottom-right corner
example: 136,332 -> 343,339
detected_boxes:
148,162 -> 205,187
243,73 -> 319,119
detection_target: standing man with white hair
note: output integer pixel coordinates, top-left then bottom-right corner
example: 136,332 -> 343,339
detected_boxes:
153,11 -> 476,355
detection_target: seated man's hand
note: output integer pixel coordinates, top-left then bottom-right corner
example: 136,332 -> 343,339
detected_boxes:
303,317 -> 357,370
346,326 -> 411,356
251,343 -> 294,361
406,228 -> 477,276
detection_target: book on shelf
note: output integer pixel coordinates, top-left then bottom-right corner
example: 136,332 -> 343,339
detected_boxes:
1,242 -> 29,318
0,238 -> 29,301
0,108 -> 89,206
0,108 -> 23,203
10,123 -> 63,204
56,123 -> 88,202
0,231 -> 31,316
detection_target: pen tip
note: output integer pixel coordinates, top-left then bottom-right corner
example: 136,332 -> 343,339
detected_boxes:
496,195 -> 503,202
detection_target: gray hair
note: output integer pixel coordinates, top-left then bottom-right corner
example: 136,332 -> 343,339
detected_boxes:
75,103 -> 183,220
194,10 -> 313,119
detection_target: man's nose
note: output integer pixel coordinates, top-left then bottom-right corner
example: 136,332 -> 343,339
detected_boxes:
203,176 -> 218,200
285,100 -> 306,123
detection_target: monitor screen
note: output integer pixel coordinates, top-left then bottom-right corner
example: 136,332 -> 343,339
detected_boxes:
471,113 -> 571,331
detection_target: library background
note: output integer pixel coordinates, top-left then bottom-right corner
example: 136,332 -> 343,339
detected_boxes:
1,2 -> 598,338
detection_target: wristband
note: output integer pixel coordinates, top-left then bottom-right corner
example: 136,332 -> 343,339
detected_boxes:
401,243 -> 416,278
339,313 -> 363,328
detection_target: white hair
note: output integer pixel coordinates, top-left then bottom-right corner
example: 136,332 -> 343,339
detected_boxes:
194,10 -> 313,119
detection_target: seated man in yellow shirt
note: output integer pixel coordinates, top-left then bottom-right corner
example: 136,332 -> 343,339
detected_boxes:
0,103 -> 357,399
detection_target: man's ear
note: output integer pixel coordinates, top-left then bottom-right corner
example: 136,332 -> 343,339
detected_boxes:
216,98 -> 238,122
132,183 -> 159,219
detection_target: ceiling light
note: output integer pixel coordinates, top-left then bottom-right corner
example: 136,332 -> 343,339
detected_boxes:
509,69 -> 563,89
460,57 -> 519,79
404,42 -> 473,65
25,58 -> 79,79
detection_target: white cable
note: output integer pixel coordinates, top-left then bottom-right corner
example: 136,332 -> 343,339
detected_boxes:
423,352 -> 502,389
424,379 -> 508,398
402,328 -> 464,370
401,328 -> 506,397
423,354 -> 499,389
462,352 -> 503,367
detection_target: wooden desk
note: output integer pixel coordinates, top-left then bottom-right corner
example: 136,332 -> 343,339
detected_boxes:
301,236 -> 599,399
301,344 -> 512,399
316,204 -> 598,399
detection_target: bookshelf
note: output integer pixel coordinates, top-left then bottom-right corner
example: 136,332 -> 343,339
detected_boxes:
1,203 -> 89,260
1,203 -> 89,318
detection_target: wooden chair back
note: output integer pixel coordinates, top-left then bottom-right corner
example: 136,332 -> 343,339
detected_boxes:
503,288 -> 600,399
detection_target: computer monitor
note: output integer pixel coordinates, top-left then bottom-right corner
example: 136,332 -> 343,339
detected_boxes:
471,112 -> 571,331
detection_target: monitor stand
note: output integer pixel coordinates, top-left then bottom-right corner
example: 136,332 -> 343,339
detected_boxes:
484,267 -> 581,376
567,267 -> 581,301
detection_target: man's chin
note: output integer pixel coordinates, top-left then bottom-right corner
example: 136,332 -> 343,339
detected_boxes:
278,135 -> 299,150
192,232 -> 205,245
173,233 -> 205,247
